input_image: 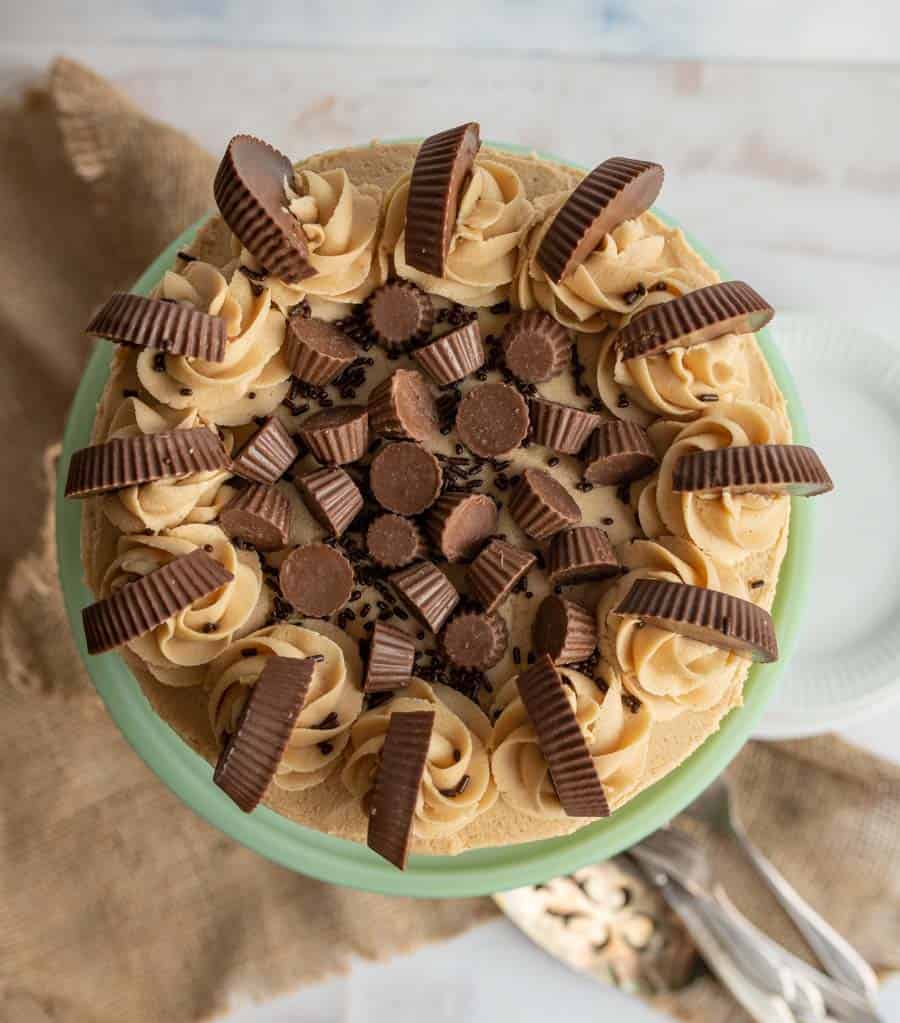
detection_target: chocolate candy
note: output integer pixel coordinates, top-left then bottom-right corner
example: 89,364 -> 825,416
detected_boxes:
501,310 -> 571,383
583,421 -> 657,486
284,317 -> 357,386
298,406 -> 369,465
279,542 -> 354,617
617,281 -> 774,361
367,709 -> 436,869
468,539 -> 536,615
214,655 -> 315,812
86,292 -> 227,362
530,397 -> 600,455
389,561 -> 459,634
364,621 -> 416,693
65,428 -> 229,499
413,320 -> 486,386
219,483 -> 290,551
515,654 -> 609,818
369,441 -> 443,516
404,122 -> 481,277
672,444 -> 833,497
82,549 -> 233,655
508,468 -> 582,540
547,526 -> 619,585
366,514 -> 424,569
537,157 -> 664,284
425,492 -> 498,563
441,612 -> 508,670
365,281 -> 434,350
213,134 -> 313,283
230,416 -> 298,485
533,595 -> 597,665
455,382 -> 529,458
295,467 -> 363,537
367,369 -> 438,442
612,578 -> 779,663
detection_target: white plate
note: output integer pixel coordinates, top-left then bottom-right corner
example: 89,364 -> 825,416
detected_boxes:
756,313 -> 900,739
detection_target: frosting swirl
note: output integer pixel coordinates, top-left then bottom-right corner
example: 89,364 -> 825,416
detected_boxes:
207,622 -> 364,791
341,679 -> 497,837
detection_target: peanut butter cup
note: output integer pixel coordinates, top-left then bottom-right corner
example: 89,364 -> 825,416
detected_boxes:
230,416 -> 299,484
508,468 -> 582,540
279,543 -> 354,617
501,310 -> 571,383
366,514 -> 424,569
219,483 -> 291,551
364,621 -> 416,693
298,406 -> 369,465
365,281 -> 434,350
468,539 -> 536,614
367,369 -> 438,442
413,321 -> 485,385
442,612 -> 508,670
295,467 -> 363,537
369,441 -> 443,516
583,421 -> 657,485
425,492 -> 498,563
455,382 -> 529,458
389,561 -> 459,633
547,526 -> 619,585
530,397 -> 600,455
672,444 -> 833,497
533,595 -> 597,664
284,317 -> 357,386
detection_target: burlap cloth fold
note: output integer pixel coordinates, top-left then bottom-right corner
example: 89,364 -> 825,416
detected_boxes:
0,58 -> 896,1023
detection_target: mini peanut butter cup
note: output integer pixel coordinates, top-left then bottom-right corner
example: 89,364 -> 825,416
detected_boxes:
65,428 -> 229,499
284,317 -> 357,386
583,421 -> 657,485
369,441 -> 443,515
365,281 -> 434,350
672,444 -> 833,497
296,467 -> 363,537
367,709 -> 436,869
82,549 -> 233,655
279,542 -> 354,617
364,621 -> 416,692
220,483 -> 290,551
617,281 -> 774,361
214,655 -> 315,813
612,578 -> 779,663
441,612 -> 508,670
533,595 -> 597,665
468,539 -> 536,615
366,514 -> 425,569
515,654 -> 609,818
455,382 -> 529,458
547,526 -> 619,585
367,369 -> 438,442
213,134 -> 314,283
389,561 -> 459,634
530,397 -> 600,455
537,157 -> 664,284
508,468 -> 582,540
404,122 -> 481,277
413,321 -> 486,385
298,406 -> 369,465
230,416 -> 299,484
501,311 -> 571,383
86,292 -> 227,362
425,492 -> 498,563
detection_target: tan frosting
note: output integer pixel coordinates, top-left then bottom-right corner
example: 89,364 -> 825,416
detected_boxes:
206,622 -> 364,791
342,679 -> 497,837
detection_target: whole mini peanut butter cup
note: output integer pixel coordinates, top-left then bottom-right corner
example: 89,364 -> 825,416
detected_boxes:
220,483 -> 291,551
530,397 -> 600,455
455,381 -> 529,458
501,310 -> 571,383
583,421 -> 657,485
284,317 -> 358,386
389,561 -> 459,634
413,321 -> 485,385
468,539 -> 536,615
533,595 -> 597,665
366,514 -> 424,569
279,542 -> 354,617
296,467 -> 363,537
441,612 -> 508,670
547,526 -> 619,585
672,444 -> 833,497
367,369 -> 438,442
298,405 -> 369,465
364,621 -> 416,692
425,492 -> 498,562
365,281 -> 434,350
369,441 -> 443,516
508,468 -> 582,540
230,416 -> 299,485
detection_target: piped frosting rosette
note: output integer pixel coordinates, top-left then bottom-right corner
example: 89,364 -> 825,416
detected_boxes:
137,260 -> 290,425
207,622 -> 364,791
99,523 -> 265,687
342,678 -> 497,837
490,663 -> 652,817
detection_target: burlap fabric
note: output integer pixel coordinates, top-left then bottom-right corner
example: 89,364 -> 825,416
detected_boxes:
0,58 -> 896,1023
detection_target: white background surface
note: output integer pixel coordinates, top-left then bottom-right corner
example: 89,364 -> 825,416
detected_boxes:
3,3 -> 899,1020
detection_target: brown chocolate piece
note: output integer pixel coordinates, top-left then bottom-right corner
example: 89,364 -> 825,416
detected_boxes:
390,561 -> 459,634
530,397 -> 600,455
441,612 -> 507,670
369,441 -> 443,515
367,709 -> 435,869
65,428 -> 229,499
367,369 -> 438,442
672,444 -> 833,497
501,311 -> 571,383
364,621 -> 416,692
365,281 -> 434,350
537,157 -> 664,284
468,540 -> 536,615
404,122 -> 481,277
612,578 -> 779,663
86,292 -> 227,362
583,421 -> 657,485
515,654 -> 609,818
298,406 -> 369,465
547,526 -> 619,585
279,543 -> 354,617
425,492 -> 498,563
284,317 -> 357,386
508,468 -> 582,540
455,382 -> 529,458
533,595 -> 597,665
296,467 -> 363,537
412,321 -> 485,385
231,416 -> 298,484
214,655 -> 315,812
219,483 -> 290,551
82,549 -> 233,655
366,514 -> 425,569
213,134 -> 314,283
617,281 -> 774,361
